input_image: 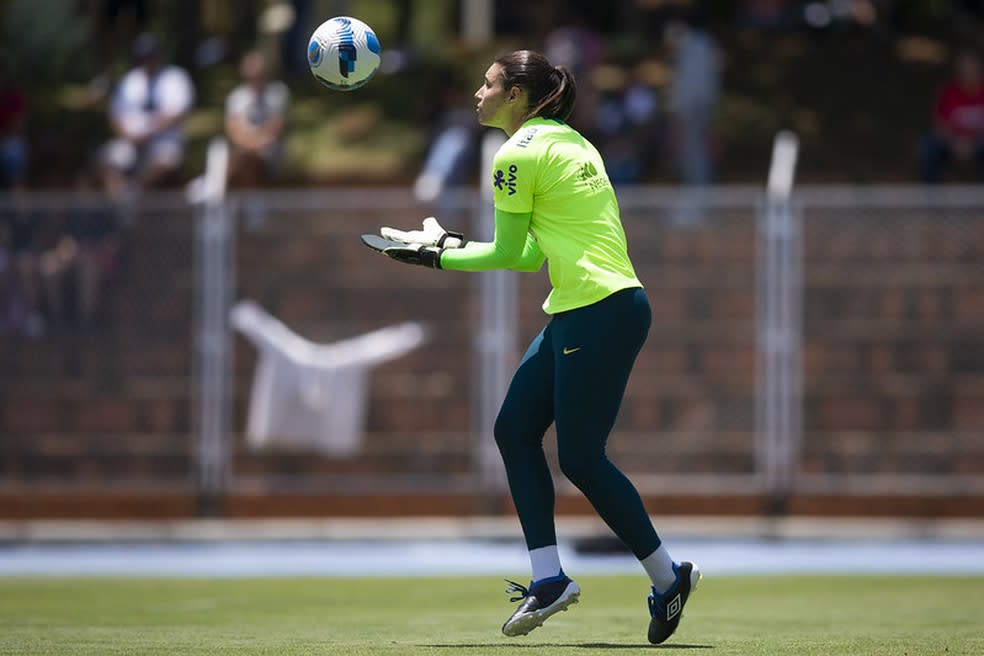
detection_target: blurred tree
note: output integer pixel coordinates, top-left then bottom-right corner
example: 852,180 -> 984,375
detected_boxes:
2,0 -> 93,87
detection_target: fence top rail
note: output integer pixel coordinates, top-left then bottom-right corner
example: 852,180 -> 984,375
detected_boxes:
793,185 -> 984,208
2,185 -> 983,213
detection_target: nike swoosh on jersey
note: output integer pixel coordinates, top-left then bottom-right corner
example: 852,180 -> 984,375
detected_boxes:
562,347 -> 582,355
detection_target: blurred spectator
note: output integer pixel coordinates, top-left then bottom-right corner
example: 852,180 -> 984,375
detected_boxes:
40,169 -> 123,332
593,65 -> 662,185
100,33 -> 196,199
224,50 -> 290,189
413,76 -> 479,209
0,70 -> 28,190
88,0 -> 153,99
0,206 -> 45,338
739,0 -> 793,30
0,68 -> 41,337
279,0 -> 316,77
544,15 -> 606,133
919,49 -> 984,184
667,10 -> 721,187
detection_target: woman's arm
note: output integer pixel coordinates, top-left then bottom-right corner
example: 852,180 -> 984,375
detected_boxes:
440,208 -> 543,272
510,232 -> 546,272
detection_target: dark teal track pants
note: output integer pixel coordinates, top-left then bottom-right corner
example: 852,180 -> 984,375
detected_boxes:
493,286 -> 661,560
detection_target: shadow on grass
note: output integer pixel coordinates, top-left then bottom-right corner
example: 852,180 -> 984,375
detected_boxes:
422,644 -> 713,650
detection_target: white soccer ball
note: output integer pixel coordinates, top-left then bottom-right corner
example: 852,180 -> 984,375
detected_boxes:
307,16 -> 381,91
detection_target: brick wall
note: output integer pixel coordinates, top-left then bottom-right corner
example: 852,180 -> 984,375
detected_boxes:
1,197 -> 982,501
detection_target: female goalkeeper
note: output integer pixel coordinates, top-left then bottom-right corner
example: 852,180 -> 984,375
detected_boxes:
376,50 -> 699,644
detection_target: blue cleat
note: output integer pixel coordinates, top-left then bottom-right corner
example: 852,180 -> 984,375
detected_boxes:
647,561 -> 701,644
501,572 -> 580,636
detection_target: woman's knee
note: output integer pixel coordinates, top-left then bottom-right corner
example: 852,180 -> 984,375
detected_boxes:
558,448 -> 602,488
493,406 -> 529,455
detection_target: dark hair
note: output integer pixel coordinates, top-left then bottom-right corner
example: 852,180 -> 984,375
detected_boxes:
495,50 -> 577,122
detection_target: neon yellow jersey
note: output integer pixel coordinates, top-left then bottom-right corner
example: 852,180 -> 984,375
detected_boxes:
491,117 -> 641,314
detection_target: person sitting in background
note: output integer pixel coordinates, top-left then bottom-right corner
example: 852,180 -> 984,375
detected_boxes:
40,168 -> 123,332
100,33 -> 195,199
224,50 -> 290,188
0,208 -> 45,338
920,49 -> 984,183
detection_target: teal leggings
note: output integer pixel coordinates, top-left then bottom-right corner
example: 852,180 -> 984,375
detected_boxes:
494,286 -> 661,560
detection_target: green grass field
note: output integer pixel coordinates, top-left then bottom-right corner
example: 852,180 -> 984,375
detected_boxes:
2,575 -> 982,655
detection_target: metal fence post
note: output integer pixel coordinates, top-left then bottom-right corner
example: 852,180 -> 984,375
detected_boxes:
474,130 -> 514,501
756,131 -> 802,510
192,137 -> 234,515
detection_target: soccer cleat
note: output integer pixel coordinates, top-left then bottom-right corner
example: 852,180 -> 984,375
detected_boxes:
501,573 -> 580,637
647,561 -> 701,644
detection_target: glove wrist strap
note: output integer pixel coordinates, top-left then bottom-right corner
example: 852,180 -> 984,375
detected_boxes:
438,231 -> 465,249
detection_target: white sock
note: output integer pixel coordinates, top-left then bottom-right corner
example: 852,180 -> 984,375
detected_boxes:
641,544 -> 677,592
529,545 -> 563,583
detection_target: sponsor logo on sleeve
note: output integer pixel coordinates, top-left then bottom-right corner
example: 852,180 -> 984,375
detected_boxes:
493,164 -> 518,195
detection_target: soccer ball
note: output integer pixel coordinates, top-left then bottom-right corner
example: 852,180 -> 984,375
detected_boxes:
307,16 -> 381,91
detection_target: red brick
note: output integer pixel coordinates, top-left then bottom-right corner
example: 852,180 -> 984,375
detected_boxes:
879,289 -> 905,320
820,398 -> 883,430
144,400 -> 180,433
276,287 -> 331,320
955,288 -> 984,322
953,394 -> 984,430
641,347 -> 687,373
2,400 -> 64,434
628,399 -> 662,428
647,289 -> 688,322
672,398 -> 716,431
889,399 -> 920,431
916,290 -> 945,323
701,347 -> 755,377
713,290 -> 754,320
73,399 -> 139,433
868,346 -> 894,373
804,345 -> 861,374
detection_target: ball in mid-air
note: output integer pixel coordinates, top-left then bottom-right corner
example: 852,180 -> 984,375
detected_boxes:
307,16 -> 381,91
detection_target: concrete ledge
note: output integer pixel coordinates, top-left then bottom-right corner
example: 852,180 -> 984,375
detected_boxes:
2,515 -> 984,543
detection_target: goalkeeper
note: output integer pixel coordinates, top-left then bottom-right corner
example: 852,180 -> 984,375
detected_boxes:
373,50 -> 699,644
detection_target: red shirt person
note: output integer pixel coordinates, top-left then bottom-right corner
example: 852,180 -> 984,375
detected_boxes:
0,81 -> 28,188
920,50 -> 984,183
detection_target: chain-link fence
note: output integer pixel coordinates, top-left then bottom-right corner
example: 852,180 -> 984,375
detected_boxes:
0,193 -> 195,489
216,188 -> 764,499
1,186 -> 982,513
795,187 -> 984,494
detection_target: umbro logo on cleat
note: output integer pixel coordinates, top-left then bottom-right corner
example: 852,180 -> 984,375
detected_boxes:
666,594 -> 682,621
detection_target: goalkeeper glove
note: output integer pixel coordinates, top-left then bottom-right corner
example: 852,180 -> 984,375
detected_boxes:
380,217 -> 465,249
383,243 -> 444,269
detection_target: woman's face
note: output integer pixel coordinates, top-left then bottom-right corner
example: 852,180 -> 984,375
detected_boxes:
475,63 -> 519,130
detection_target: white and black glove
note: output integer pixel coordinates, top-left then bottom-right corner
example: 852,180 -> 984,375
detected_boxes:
381,242 -> 444,269
380,217 -> 465,249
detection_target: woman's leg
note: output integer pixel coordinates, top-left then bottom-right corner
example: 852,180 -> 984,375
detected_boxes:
494,323 -> 558,551
551,287 -> 661,560
496,326 -> 583,636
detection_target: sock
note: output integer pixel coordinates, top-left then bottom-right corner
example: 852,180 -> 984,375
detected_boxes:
641,544 -> 677,592
529,545 -> 562,583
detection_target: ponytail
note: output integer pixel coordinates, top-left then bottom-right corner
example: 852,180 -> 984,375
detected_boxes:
495,51 -> 578,122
